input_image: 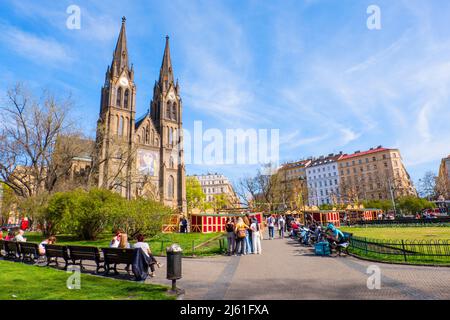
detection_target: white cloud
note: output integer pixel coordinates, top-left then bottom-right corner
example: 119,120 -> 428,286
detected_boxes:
0,24 -> 72,65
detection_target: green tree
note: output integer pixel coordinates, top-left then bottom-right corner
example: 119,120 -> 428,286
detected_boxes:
319,204 -> 333,210
362,199 -> 393,212
110,198 -> 173,238
186,177 -> 206,212
212,194 -> 231,211
396,196 -> 436,215
44,188 -> 122,239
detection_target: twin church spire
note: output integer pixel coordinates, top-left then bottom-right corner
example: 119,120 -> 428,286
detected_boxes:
110,16 -> 175,90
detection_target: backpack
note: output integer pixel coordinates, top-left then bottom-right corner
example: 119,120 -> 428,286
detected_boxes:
237,227 -> 246,239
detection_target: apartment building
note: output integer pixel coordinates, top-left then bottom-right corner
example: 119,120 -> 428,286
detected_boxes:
305,153 -> 341,206
337,146 -> 416,203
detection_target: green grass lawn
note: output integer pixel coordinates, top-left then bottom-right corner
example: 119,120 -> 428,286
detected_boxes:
0,260 -> 175,300
339,226 -> 450,265
340,226 -> 450,241
24,231 -> 225,256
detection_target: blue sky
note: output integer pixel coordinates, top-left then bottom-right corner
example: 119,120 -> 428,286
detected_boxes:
1,0 -> 450,188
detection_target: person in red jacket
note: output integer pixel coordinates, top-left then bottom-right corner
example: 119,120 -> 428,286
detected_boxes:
20,217 -> 29,231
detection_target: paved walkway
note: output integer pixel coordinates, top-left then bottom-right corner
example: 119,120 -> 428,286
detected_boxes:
148,231 -> 450,300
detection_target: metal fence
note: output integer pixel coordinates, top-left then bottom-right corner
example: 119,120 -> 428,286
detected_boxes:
154,236 -> 227,257
349,236 -> 450,264
353,216 -> 450,226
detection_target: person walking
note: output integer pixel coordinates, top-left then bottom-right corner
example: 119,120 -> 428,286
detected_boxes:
251,218 -> 262,254
234,217 -> 248,256
243,214 -> 253,254
267,215 -> 275,240
278,215 -> 285,239
225,217 -> 236,256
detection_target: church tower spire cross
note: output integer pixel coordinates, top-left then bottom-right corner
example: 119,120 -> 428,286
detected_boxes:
112,16 -> 129,73
159,35 -> 174,91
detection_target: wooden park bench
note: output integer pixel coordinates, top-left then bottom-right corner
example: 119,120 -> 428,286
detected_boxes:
3,241 -> 20,260
18,242 -> 40,263
45,244 -> 69,269
67,245 -> 105,273
0,240 -> 5,257
101,248 -> 135,276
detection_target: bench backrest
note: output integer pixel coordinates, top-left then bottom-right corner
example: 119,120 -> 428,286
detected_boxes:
68,245 -> 101,261
19,242 -> 39,255
4,241 -> 19,253
102,248 -> 135,264
45,244 -> 69,259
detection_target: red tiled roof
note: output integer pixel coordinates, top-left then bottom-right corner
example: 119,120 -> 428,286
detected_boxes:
338,147 -> 391,161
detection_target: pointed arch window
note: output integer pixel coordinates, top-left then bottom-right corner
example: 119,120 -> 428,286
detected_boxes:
118,116 -> 124,136
169,127 -> 173,145
172,103 -> 177,121
124,89 -> 129,109
168,175 -> 174,199
116,87 -> 122,107
124,117 -> 129,139
166,101 -> 171,119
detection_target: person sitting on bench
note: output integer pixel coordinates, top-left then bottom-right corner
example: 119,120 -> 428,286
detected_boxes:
133,234 -> 162,277
39,236 -> 56,256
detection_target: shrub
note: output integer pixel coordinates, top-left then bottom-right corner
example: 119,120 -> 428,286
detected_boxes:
110,198 -> 173,239
42,188 -> 122,239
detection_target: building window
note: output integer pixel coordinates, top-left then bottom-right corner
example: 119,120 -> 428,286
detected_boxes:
169,127 -> 173,145
169,156 -> 174,168
124,89 -> 129,108
166,102 -> 171,119
116,87 -> 122,106
168,175 -> 174,199
118,116 -> 124,136
172,103 -> 177,121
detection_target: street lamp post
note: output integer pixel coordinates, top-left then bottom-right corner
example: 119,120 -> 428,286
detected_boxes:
388,178 -> 397,215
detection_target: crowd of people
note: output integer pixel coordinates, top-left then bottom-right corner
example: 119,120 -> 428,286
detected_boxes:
0,227 -> 57,258
0,227 -> 162,278
225,214 -> 263,256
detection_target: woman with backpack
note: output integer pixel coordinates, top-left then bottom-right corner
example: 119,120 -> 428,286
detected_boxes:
234,217 -> 248,256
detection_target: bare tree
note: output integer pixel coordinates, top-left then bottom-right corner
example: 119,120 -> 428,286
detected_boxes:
418,171 -> 437,200
0,83 -> 79,198
237,163 -> 281,212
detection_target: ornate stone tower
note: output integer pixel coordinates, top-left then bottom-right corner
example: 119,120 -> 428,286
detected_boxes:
95,18 -> 186,213
150,36 -> 187,212
97,17 -> 136,199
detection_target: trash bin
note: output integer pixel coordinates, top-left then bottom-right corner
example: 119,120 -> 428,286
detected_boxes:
166,244 -> 182,291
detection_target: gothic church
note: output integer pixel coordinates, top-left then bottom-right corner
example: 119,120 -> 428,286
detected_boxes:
96,17 -> 186,213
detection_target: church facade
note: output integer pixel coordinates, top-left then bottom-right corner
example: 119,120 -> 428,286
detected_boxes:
96,17 -> 186,213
